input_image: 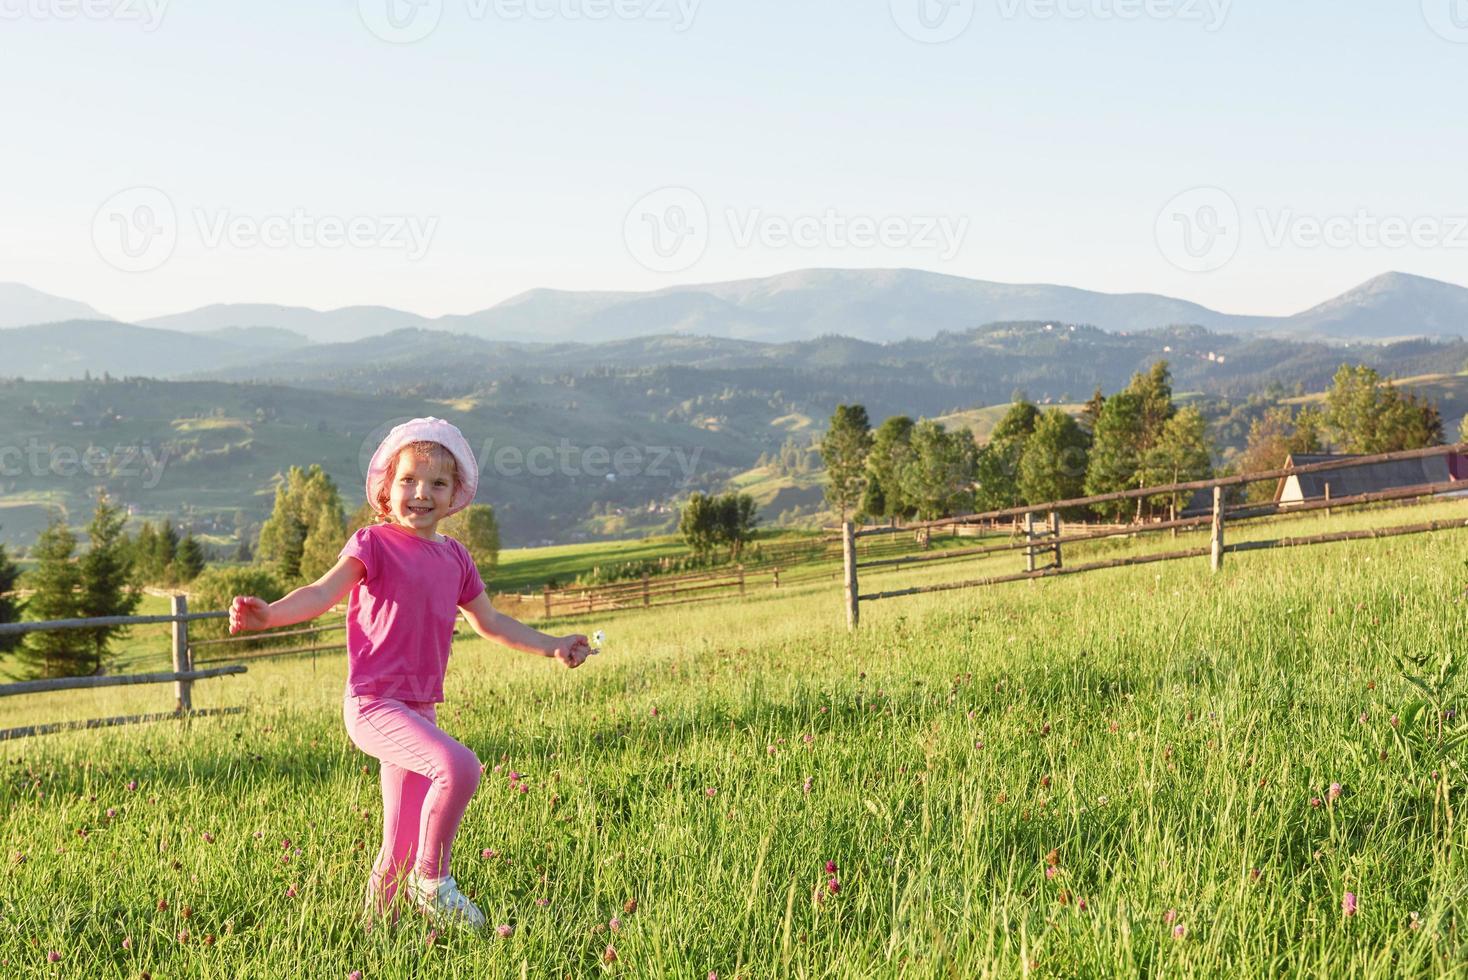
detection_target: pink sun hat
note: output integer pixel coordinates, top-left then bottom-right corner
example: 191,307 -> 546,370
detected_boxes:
365,416 -> 479,518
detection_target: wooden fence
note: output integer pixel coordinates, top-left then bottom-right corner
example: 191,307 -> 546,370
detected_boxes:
839,443 -> 1468,628
0,595 -> 246,740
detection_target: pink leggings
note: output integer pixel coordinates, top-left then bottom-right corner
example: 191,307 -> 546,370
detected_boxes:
342,693 -> 482,912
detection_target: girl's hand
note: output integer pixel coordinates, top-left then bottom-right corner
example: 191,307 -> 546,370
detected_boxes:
229,595 -> 272,634
549,634 -> 592,669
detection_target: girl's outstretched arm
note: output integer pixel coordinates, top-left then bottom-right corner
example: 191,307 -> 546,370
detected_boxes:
229,556 -> 365,634
459,591 -> 592,668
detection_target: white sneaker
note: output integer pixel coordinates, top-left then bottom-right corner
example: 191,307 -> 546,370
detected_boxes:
404,870 -> 487,929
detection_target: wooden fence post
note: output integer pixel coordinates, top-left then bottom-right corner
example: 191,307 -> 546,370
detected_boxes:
1324,482 -> 1332,518
642,573 -> 650,607
1210,486 -> 1225,572
171,594 -> 192,714
842,521 -> 859,630
543,585 -> 551,618
772,567 -> 781,589
1023,512 -> 1036,573
738,565 -> 745,596
1049,511 -> 1062,570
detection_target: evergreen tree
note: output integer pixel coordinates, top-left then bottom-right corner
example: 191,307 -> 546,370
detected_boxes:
17,515 -> 82,679
76,494 -> 141,675
1084,391 -> 1147,520
973,399 -> 1039,513
858,475 -> 887,523
156,519 -> 179,583
1132,361 -> 1176,454
132,521 -> 160,583
1018,409 -> 1091,508
1140,407 -> 1214,515
865,416 -> 915,520
258,465 -> 345,583
897,420 -> 978,521
0,539 -> 23,656
174,534 -> 206,583
820,405 -> 873,523
442,504 -> 501,581
1081,387 -> 1106,433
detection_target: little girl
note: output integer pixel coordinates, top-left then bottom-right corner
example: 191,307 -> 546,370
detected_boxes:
229,416 -> 592,929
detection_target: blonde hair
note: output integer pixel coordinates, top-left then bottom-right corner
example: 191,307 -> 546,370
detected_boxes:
374,440 -> 463,519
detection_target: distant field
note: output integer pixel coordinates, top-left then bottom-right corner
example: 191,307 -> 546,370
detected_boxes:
1,497 -> 1463,976
936,402 -> 1088,445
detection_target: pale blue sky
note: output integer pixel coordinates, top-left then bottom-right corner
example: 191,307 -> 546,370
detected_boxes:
2,0 -> 1466,322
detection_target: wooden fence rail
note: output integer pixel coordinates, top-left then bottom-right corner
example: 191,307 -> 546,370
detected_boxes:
840,447 -> 1468,627
0,596 -> 246,740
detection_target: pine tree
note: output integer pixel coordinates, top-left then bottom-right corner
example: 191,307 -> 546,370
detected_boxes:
76,494 -> 141,676
820,405 -> 873,523
1084,391 -> 1147,520
258,465 -> 345,583
174,534 -> 206,583
17,515 -> 82,679
0,539 -> 23,656
1140,407 -> 1214,516
897,420 -> 978,521
1323,364 -> 1441,453
866,416 -> 915,520
1081,387 -> 1106,433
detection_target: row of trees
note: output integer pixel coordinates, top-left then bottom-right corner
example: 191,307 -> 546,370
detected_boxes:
6,495 -> 142,678
823,363 -> 1212,522
823,360 -> 1451,525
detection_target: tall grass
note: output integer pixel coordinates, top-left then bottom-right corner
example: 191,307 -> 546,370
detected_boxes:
0,501 -> 1464,978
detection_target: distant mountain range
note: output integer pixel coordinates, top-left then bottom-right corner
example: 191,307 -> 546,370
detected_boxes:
3,269 -> 1466,350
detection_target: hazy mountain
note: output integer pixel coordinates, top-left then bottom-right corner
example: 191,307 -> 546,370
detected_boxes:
0,320 -> 292,380
441,269 -> 1271,343
141,303 -> 432,343
0,283 -> 111,328
9,268 -> 1468,348
1270,271 -> 1468,342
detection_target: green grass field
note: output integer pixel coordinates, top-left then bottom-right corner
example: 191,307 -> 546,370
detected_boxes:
1,500 -> 1465,977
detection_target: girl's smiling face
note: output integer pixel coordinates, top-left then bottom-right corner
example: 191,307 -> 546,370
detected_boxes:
386,444 -> 458,538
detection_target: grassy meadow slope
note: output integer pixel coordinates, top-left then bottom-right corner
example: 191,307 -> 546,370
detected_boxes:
0,499 -> 1464,976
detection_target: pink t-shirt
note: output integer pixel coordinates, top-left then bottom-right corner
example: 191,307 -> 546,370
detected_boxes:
338,523 -> 486,703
